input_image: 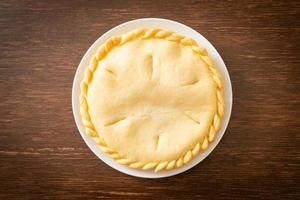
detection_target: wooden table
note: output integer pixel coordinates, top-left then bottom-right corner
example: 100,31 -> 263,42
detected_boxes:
0,0 -> 299,199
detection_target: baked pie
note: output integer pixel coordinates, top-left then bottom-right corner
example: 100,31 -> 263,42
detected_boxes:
80,28 -> 224,172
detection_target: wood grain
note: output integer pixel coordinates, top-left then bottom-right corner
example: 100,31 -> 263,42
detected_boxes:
0,0 -> 299,199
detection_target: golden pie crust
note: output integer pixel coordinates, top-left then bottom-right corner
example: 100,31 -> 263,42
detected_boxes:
80,28 -> 224,172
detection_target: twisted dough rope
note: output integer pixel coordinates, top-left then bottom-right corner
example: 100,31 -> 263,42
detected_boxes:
79,28 -> 224,172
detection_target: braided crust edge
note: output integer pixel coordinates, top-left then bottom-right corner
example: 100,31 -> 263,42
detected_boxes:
79,28 -> 224,172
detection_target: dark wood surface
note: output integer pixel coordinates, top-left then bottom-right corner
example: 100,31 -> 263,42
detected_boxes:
0,0 -> 299,199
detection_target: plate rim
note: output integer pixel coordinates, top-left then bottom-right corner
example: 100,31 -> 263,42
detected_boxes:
72,18 -> 232,178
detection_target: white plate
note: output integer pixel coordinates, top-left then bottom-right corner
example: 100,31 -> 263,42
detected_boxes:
72,18 -> 232,178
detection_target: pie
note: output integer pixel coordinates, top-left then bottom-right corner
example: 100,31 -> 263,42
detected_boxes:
79,28 -> 224,172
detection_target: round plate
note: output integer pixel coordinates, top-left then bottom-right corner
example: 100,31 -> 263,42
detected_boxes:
72,18 -> 232,178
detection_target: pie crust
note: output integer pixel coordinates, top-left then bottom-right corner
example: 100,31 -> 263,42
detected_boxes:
79,28 -> 224,172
